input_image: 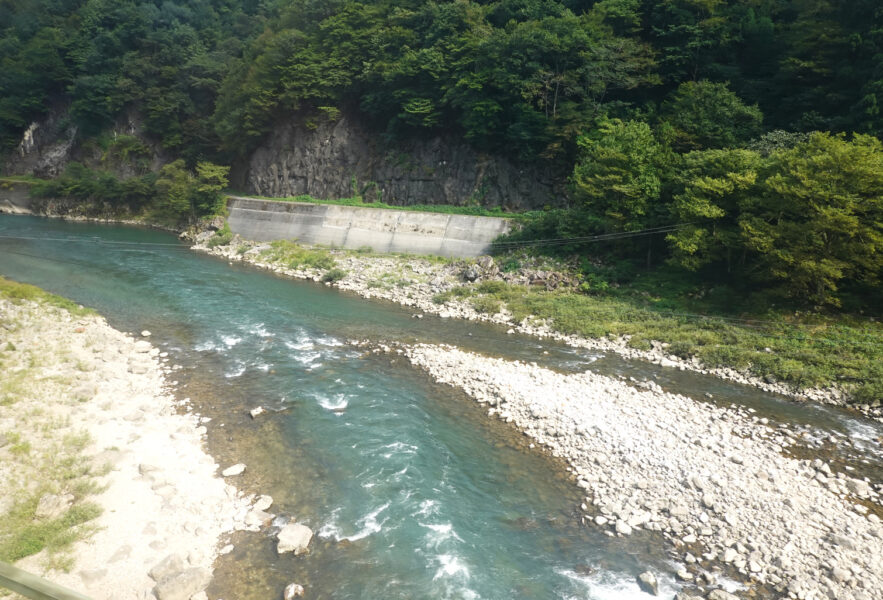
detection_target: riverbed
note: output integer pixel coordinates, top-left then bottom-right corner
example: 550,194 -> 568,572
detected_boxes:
1,214 -> 880,600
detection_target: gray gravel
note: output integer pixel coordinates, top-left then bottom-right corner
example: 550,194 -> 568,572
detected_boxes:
401,344 -> 883,600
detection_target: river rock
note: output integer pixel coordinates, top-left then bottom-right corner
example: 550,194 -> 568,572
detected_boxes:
462,265 -> 480,282
35,493 -> 73,519
846,478 -> 871,497
152,567 -> 212,600
249,406 -> 266,419
149,554 -> 186,582
615,520 -> 632,535
637,571 -> 658,595
221,463 -> 246,477
245,508 -> 274,528
708,590 -> 739,600
277,523 -> 313,555
283,583 -> 305,599
254,494 -> 274,511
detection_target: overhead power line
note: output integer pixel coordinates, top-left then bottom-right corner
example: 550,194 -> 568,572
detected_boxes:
490,224 -> 691,248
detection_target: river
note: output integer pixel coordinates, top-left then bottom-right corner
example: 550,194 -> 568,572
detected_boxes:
1,215 -> 880,599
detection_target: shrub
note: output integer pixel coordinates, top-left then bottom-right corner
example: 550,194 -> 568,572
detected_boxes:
321,268 -> 347,283
471,296 -> 502,314
207,223 -> 233,247
476,280 -> 508,295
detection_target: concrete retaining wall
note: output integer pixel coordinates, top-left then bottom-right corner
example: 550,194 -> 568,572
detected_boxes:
227,196 -> 511,258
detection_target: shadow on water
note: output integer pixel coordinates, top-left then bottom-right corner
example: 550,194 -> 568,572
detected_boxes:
1,215 -> 880,599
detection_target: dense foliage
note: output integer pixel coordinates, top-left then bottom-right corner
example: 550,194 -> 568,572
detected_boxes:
30,160 -> 229,222
3,0 -> 882,160
1,0 -> 882,309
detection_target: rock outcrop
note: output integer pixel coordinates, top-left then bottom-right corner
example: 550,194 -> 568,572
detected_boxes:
240,115 -> 564,210
3,103 -> 77,178
3,105 -> 165,180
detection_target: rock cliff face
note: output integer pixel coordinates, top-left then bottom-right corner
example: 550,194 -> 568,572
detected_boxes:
5,106 -> 563,211
3,104 -> 77,178
241,116 -> 564,210
3,106 -> 165,179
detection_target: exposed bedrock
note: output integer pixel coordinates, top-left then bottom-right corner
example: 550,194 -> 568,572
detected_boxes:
239,115 -> 565,211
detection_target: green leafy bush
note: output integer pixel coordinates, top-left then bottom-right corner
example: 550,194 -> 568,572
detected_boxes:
321,268 -> 348,283
471,296 -> 502,314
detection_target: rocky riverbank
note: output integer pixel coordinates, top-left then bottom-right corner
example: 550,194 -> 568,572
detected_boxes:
0,292 -> 255,599
392,343 -> 883,600
192,234 -> 876,416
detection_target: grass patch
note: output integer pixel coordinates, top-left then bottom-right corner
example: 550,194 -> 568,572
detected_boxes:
432,285 -> 474,304
0,277 -> 94,317
0,369 -> 30,406
259,240 -> 336,270
0,283 -> 105,567
431,278 -> 883,399
0,496 -> 102,563
0,175 -> 38,185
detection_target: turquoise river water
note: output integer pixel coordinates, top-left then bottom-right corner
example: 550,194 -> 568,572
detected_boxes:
1,215 -> 880,600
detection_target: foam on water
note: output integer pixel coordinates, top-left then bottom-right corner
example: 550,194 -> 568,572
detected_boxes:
194,339 -> 219,352
224,363 -> 246,378
318,393 -> 349,412
221,335 -> 241,347
420,521 -> 462,550
381,441 -> 419,455
324,501 -> 392,542
284,338 -> 314,352
433,553 -> 471,581
844,418 -> 883,452
556,568 -> 658,600
249,322 -> 271,338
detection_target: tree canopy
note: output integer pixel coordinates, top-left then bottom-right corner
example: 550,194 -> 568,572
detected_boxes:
2,0 -> 882,309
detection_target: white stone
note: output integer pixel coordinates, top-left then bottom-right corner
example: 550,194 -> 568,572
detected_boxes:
221,463 -> 246,477
277,523 -> 313,555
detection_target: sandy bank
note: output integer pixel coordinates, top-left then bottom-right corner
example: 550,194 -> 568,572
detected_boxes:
0,297 -> 251,599
395,343 -> 882,600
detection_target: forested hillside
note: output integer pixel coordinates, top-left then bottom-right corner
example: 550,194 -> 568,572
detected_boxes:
1,0 -> 882,310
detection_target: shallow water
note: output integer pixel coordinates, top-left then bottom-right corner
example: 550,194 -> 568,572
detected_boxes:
1,215 -> 880,599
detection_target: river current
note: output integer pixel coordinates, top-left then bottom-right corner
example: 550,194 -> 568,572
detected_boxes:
1,215 -> 880,599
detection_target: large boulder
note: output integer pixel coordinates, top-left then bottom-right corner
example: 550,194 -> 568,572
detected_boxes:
637,571 -> 658,595
277,523 -> 313,555
152,568 -> 212,600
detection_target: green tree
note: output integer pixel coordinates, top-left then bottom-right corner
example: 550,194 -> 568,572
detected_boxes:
667,148 -> 764,271
154,160 -> 194,220
660,80 -> 763,150
571,119 -> 666,232
743,133 -> 883,305
192,161 -> 229,215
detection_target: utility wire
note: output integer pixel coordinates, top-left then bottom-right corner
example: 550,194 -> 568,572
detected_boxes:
490,224 -> 690,248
